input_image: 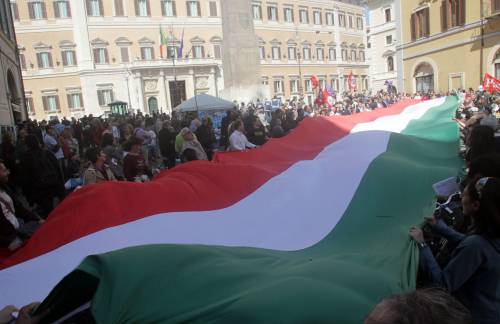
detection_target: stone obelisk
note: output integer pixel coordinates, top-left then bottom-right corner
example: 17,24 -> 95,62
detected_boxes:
220,0 -> 266,102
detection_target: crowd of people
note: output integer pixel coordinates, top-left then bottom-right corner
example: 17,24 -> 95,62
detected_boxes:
0,88 -> 499,323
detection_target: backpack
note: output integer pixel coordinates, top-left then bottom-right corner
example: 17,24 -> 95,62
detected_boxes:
34,150 -> 60,189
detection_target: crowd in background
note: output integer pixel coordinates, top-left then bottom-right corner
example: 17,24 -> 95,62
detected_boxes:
0,87 -> 499,323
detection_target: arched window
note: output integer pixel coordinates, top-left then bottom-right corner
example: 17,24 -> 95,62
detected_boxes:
414,62 -> 434,93
494,49 -> 500,79
387,56 -> 394,72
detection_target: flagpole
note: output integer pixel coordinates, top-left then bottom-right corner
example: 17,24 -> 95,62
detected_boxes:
169,29 -> 179,110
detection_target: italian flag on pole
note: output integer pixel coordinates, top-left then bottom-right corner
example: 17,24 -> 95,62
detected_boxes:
0,97 -> 461,323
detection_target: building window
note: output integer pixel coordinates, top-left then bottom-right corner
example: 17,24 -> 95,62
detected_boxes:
299,8 -> 308,24
10,2 -> 19,21
386,35 -> 393,44
326,12 -> 334,25
272,46 -> 281,60
62,50 -> 76,66
339,13 -> 346,27
494,0 -> 500,13
290,79 -> 299,93
284,7 -> 293,23
28,1 -> 47,19
54,0 -> 71,18
328,48 -> 336,61
26,97 -> 35,114
385,8 -> 391,22
209,1 -> 217,16
67,93 -> 83,110
120,47 -> 129,62
313,10 -> 322,25
305,79 -> 312,92
303,47 -> 311,60
414,63 -> 434,92
351,50 -> 357,61
411,8 -> 430,40
93,48 -> 108,64
42,95 -> 60,112
387,56 -> 394,72
19,53 -> 26,70
135,0 -> 150,16
441,0 -> 465,31
356,17 -> 363,30
187,1 -> 200,16
161,0 -> 176,16
259,46 -> 265,60
316,47 -> 324,61
97,89 -> 114,106
274,80 -> 284,94
36,52 -> 53,68
253,4 -> 262,20
213,44 -> 221,59
268,5 -> 278,21
288,47 -> 296,60
348,15 -> 353,28
359,50 -> 365,62
193,45 -> 204,58
86,0 -> 103,16
141,47 -> 154,60
341,49 -> 347,61
114,0 -> 124,16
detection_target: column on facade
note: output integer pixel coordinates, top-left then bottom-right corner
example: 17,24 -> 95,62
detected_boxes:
158,70 -> 168,114
189,68 -> 196,97
134,73 -> 145,113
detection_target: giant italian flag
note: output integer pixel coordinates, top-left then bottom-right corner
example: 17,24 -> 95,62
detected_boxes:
0,97 -> 461,323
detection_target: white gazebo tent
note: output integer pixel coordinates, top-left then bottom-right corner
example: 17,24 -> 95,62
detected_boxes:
174,94 -> 235,113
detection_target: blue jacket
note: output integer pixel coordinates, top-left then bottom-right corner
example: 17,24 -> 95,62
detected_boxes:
420,233 -> 500,324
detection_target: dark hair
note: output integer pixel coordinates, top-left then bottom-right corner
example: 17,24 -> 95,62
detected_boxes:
85,148 -> 101,164
182,148 -> 198,162
25,134 -> 41,151
467,178 -> 500,238
366,288 -> 473,324
467,125 -> 495,162
233,120 -> 243,130
123,136 -> 143,152
465,154 -> 500,186
101,133 -> 114,148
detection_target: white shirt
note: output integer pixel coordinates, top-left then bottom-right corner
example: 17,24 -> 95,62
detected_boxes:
0,190 -> 19,229
228,130 -> 256,152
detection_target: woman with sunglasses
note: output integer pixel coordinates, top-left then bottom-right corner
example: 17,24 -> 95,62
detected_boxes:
410,177 -> 500,324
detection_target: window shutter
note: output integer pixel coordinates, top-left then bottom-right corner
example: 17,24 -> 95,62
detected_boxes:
115,0 -> 124,16
93,48 -> 98,62
48,53 -> 53,67
86,0 -> 91,15
410,13 -> 416,41
441,0 -> 448,31
54,1 -> 60,18
110,91 -> 114,102
141,47 -> 145,59
186,2 -> 190,16
98,0 -> 104,16
97,90 -> 103,106
55,95 -> 60,111
28,3 -> 34,19
172,1 -> 177,16
41,1 -> 47,18
459,0 -> 465,25
67,2 -> 72,17
161,1 -> 166,16
79,94 -> 84,108
72,51 -> 77,65
147,0 -> 151,16
104,49 -> 109,63
42,97 -> 48,111
259,6 -> 262,19
62,51 -> 67,66
424,8 -> 430,37
196,2 -> 201,16
135,0 -> 139,16
268,6 -> 271,19
67,94 -> 73,109
121,47 -> 129,62
19,54 -> 26,70
13,3 -> 19,20
28,98 -> 34,113
36,53 -> 41,68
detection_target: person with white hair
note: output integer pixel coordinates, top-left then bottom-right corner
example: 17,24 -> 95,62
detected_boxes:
180,128 -> 207,161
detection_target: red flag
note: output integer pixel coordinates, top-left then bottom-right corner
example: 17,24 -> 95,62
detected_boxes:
311,76 -> 319,89
315,89 -> 324,105
483,73 -> 500,94
322,88 -> 330,106
348,72 -> 357,92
